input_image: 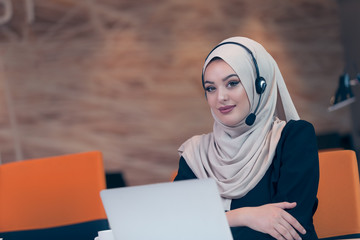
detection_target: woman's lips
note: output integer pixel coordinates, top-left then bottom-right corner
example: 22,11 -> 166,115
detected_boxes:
218,105 -> 236,114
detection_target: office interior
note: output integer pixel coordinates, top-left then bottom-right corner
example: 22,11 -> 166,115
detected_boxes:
0,0 -> 359,188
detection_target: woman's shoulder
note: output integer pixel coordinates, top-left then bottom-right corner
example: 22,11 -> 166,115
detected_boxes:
179,132 -> 213,152
274,119 -> 319,177
281,119 -> 316,138
277,119 -> 318,154
284,119 -> 315,130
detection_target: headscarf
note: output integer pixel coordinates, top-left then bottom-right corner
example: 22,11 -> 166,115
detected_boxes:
178,37 -> 300,210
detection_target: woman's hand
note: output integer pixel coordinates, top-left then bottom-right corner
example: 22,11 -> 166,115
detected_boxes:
226,202 -> 306,240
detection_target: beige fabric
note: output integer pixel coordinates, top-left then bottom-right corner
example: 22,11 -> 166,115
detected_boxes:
178,37 -> 299,210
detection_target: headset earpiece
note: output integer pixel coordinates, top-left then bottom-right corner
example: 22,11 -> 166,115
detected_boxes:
255,77 -> 267,94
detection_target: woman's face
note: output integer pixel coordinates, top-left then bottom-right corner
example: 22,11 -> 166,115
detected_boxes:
203,59 -> 250,126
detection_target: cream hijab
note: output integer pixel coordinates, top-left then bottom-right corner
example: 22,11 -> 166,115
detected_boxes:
178,37 -> 300,210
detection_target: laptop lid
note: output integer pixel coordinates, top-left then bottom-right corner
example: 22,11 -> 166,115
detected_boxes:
100,178 -> 233,240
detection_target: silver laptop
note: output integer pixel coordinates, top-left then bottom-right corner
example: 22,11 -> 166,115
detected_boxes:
100,178 -> 233,240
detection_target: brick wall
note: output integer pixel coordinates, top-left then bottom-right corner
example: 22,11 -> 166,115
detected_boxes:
0,0 -> 350,185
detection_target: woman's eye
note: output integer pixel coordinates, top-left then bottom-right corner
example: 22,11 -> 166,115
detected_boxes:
205,86 -> 216,93
227,81 -> 240,88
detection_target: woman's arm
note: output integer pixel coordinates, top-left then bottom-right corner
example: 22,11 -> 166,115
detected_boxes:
272,120 -> 319,239
226,202 -> 305,240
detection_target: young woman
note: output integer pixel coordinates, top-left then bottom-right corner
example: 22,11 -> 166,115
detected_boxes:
174,37 -> 319,240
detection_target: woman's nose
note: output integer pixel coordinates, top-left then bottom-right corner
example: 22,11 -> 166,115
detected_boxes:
218,87 -> 229,102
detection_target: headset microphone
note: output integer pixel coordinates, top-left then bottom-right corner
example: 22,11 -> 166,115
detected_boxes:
245,113 -> 256,126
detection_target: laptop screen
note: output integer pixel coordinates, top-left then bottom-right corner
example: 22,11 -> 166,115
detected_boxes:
100,178 -> 233,240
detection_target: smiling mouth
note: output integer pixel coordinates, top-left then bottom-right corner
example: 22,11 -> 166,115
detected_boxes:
218,105 -> 236,114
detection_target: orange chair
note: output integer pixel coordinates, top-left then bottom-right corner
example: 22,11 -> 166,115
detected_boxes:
170,170 -> 178,181
314,149 -> 360,239
0,151 -> 108,239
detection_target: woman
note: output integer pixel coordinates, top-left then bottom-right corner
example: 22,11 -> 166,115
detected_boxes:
174,37 -> 319,240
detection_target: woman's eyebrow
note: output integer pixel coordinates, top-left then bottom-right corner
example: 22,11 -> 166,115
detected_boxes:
204,80 -> 214,85
204,74 -> 239,85
223,74 -> 239,82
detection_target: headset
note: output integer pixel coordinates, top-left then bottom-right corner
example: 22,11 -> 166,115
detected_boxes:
201,41 -> 267,126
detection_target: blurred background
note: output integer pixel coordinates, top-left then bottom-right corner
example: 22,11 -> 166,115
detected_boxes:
0,0 -> 359,186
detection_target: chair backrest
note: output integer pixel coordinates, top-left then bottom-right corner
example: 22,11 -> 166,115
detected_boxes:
0,151 -> 107,232
170,170 -> 178,181
314,149 -> 360,239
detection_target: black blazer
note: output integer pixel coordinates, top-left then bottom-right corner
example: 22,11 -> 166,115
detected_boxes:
175,120 -> 319,240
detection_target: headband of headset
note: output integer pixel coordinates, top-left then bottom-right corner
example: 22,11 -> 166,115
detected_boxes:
201,41 -> 261,90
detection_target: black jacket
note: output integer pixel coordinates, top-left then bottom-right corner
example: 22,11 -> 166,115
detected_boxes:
175,120 -> 319,240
